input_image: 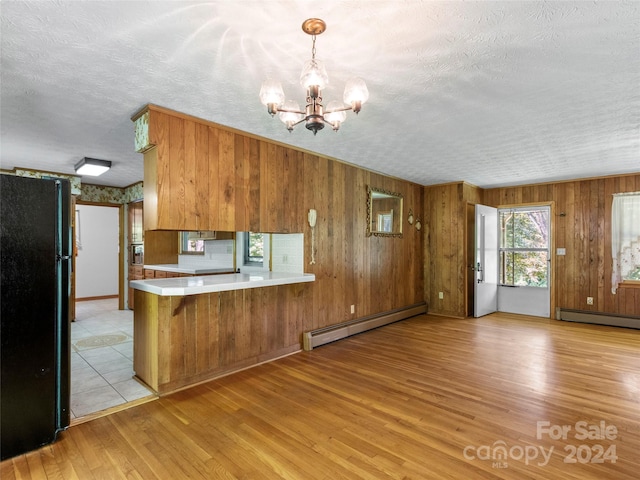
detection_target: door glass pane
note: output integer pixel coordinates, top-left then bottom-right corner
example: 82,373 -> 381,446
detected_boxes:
499,251 -> 548,286
499,207 -> 549,287
500,210 -> 549,249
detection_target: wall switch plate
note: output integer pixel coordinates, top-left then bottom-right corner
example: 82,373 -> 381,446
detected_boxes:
557,248 -> 566,255
350,304 -> 355,314
438,292 -> 444,299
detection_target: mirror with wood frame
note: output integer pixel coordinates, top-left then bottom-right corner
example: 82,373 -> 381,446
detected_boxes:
366,186 -> 403,237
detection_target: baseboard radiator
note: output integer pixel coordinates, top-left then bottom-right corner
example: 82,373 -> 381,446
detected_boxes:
556,308 -> 640,330
303,302 -> 427,351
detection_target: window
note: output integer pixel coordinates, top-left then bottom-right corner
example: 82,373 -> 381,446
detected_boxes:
244,232 -> 264,266
611,192 -> 640,293
180,232 -> 205,254
499,207 -> 549,287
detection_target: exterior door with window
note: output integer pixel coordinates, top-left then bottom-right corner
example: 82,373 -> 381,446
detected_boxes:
497,206 -> 551,317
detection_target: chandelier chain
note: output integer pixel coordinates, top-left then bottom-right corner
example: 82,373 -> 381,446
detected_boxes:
311,35 -> 317,61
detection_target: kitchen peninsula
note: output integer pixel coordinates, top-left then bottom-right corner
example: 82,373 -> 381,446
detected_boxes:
131,272 -> 315,394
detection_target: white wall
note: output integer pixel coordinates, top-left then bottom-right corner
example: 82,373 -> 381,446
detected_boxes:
271,234 -> 304,273
178,239 -> 235,269
75,204 -> 119,299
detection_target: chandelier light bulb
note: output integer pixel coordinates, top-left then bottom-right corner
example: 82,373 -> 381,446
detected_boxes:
343,77 -> 369,113
279,100 -> 304,131
300,59 -> 329,91
259,79 -> 285,115
324,100 -> 347,131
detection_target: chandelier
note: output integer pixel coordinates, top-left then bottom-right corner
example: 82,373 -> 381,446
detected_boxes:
259,18 -> 369,135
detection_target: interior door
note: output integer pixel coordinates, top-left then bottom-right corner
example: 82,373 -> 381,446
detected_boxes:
474,204 -> 498,317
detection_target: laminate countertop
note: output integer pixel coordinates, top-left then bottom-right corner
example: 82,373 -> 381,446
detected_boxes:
130,272 -> 315,296
143,264 -> 234,275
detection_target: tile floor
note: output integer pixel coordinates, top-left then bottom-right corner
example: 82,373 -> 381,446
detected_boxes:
71,298 -> 154,419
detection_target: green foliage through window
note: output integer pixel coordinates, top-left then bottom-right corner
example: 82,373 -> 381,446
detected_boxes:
245,232 -> 264,265
627,266 -> 640,280
499,208 -> 549,287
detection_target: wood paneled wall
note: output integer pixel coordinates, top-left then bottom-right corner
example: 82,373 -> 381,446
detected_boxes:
423,182 -> 482,317
424,175 -> 640,319
138,105 -> 424,332
483,174 -> 640,316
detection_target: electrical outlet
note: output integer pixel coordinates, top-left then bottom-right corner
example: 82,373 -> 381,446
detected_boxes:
438,292 -> 444,300
587,297 -> 594,305
350,304 -> 355,314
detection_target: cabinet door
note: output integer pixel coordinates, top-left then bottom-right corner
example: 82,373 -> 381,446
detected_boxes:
130,265 -> 143,278
128,201 -> 143,243
128,204 -> 135,242
128,265 -> 143,310
136,202 -> 143,242
140,107 -> 305,233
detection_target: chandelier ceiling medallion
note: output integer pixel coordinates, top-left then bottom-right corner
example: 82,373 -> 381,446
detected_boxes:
259,18 -> 369,135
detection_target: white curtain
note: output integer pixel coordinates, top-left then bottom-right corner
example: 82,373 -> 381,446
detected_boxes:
611,192 -> 640,294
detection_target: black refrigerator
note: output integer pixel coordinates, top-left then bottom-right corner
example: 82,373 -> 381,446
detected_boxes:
1,174 -> 71,460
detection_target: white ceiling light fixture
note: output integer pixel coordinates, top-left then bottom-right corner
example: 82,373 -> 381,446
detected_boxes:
259,18 -> 369,135
74,157 -> 112,176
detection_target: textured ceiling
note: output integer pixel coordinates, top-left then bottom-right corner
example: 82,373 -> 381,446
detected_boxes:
1,1 -> 639,189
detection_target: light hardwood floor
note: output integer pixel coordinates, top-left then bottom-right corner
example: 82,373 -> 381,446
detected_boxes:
2,313 -> 639,479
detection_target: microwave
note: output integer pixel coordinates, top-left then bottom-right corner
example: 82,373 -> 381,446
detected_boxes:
131,244 -> 144,265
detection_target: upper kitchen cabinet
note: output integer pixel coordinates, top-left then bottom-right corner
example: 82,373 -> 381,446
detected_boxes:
132,105 -> 268,231
132,105 -> 299,233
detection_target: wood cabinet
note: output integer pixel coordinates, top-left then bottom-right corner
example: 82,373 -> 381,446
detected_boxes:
137,114 -> 221,232
133,105 -> 294,233
143,230 -> 178,265
127,200 -> 144,310
128,265 -> 143,309
128,201 -> 143,244
142,268 -> 222,279
186,231 -> 234,240
144,269 -> 168,279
